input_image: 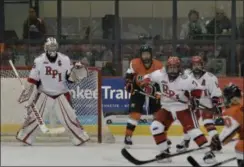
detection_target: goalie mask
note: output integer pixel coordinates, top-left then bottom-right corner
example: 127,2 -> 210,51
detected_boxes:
140,45 -> 152,68
44,37 -> 58,58
166,56 -> 181,80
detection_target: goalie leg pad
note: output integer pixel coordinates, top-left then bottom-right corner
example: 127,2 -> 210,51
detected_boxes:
16,93 -> 48,145
56,95 -> 90,145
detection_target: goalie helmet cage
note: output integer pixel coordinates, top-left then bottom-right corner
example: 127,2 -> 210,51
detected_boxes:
0,66 -> 115,143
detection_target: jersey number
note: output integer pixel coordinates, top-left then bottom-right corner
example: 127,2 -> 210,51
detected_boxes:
45,66 -> 62,82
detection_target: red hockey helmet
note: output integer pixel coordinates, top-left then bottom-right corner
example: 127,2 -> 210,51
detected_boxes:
191,55 -> 204,75
166,56 -> 181,78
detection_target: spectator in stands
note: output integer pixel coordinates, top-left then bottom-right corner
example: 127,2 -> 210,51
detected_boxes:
101,62 -> 116,76
205,7 -> 232,39
179,10 -> 206,56
206,7 -> 238,75
23,7 -> 46,39
180,9 -> 207,40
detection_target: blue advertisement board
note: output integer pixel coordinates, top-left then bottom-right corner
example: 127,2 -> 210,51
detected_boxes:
102,78 -> 130,114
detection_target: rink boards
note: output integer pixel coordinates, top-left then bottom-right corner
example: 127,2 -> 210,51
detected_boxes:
1,123 -> 225,136
1,77 -> 243,136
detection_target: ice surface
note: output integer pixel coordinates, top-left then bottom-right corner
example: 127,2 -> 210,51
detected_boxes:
1,136 -> 238,166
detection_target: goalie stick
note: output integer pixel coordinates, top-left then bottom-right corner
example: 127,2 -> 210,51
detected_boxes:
121,145 -> 210,165
9,60 -> 65,134
187,156 -> 236,167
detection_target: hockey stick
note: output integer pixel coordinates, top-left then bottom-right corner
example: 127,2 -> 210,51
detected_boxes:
187,156 -> 236,167
134,90 -> 211,110
121,145 -> 210,165
9,60 -> 65,134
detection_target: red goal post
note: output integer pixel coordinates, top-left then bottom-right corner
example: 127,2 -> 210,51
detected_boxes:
0,66 -> 115,143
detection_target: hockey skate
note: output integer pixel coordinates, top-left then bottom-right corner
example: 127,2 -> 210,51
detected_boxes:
155,148 -> 172,163
176,139 -> 190,152
203,151 -> 217,164
124,136 -> 133,148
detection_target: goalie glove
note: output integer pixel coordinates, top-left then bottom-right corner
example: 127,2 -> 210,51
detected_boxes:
67,62 -> 88,83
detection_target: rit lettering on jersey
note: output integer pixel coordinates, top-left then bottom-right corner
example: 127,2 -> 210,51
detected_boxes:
45,66 -> 62,82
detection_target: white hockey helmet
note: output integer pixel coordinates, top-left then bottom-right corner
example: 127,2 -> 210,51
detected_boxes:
44,37 -> 59,57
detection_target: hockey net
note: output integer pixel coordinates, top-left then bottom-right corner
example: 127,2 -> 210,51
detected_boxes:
0,66 -> 115,143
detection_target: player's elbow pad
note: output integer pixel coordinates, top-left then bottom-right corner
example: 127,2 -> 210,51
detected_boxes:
27,78 -> 39,85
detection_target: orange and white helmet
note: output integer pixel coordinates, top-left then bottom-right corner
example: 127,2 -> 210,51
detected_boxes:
166,56 -> 181,78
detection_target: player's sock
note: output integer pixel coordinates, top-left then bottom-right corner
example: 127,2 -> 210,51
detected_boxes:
187,128 -> 208,148
124,112 -> 141,146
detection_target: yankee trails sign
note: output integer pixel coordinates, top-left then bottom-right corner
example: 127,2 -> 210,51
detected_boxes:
70,85 -> 130,100
69,77 -> 131,114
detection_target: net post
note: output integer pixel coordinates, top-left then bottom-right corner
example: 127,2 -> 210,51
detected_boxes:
97,68 -> 102,143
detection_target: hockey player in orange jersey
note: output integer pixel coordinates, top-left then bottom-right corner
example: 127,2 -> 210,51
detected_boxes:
124,44 -> 163,147
210,83 -> 244,167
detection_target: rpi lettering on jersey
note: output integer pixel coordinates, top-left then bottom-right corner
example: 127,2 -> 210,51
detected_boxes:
45,66 -> 62,81
70,86 -> 131,100
162,84 -> 175,97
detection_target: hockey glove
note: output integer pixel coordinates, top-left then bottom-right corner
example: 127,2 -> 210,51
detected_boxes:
125,79 -> 133,93
125,73 -> 134,93
211,96 -> 223,115
210,134 -> 222,151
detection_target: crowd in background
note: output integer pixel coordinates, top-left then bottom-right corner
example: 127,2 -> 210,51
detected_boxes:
1,5 -> 244,76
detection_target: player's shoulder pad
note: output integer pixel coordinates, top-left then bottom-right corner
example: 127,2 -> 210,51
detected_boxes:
130,58 -> 141,64
149,69 -> 162,77
180,73 -> 189,80
58,52 -> 71,61
206,71 -> 218,81
206,71 -> 216,78
153,59 -> 163,67
34,53 -> 46,62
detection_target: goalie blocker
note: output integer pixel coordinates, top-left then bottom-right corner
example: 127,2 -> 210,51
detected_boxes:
16,37 -> 90,145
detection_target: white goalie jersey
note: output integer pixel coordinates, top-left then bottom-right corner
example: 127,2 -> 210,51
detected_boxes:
27,52 -> 72,96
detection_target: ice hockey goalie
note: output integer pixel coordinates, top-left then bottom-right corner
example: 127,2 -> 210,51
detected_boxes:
16,37 -> 90,146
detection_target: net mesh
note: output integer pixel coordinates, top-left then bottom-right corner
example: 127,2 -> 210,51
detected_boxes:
1,67 -> 115,143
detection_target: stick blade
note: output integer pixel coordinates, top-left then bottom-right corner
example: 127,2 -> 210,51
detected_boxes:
187,156 -> 201,167
121,148 -> 154,165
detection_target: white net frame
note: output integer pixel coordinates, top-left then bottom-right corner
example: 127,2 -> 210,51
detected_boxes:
1,66 -> 115,143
